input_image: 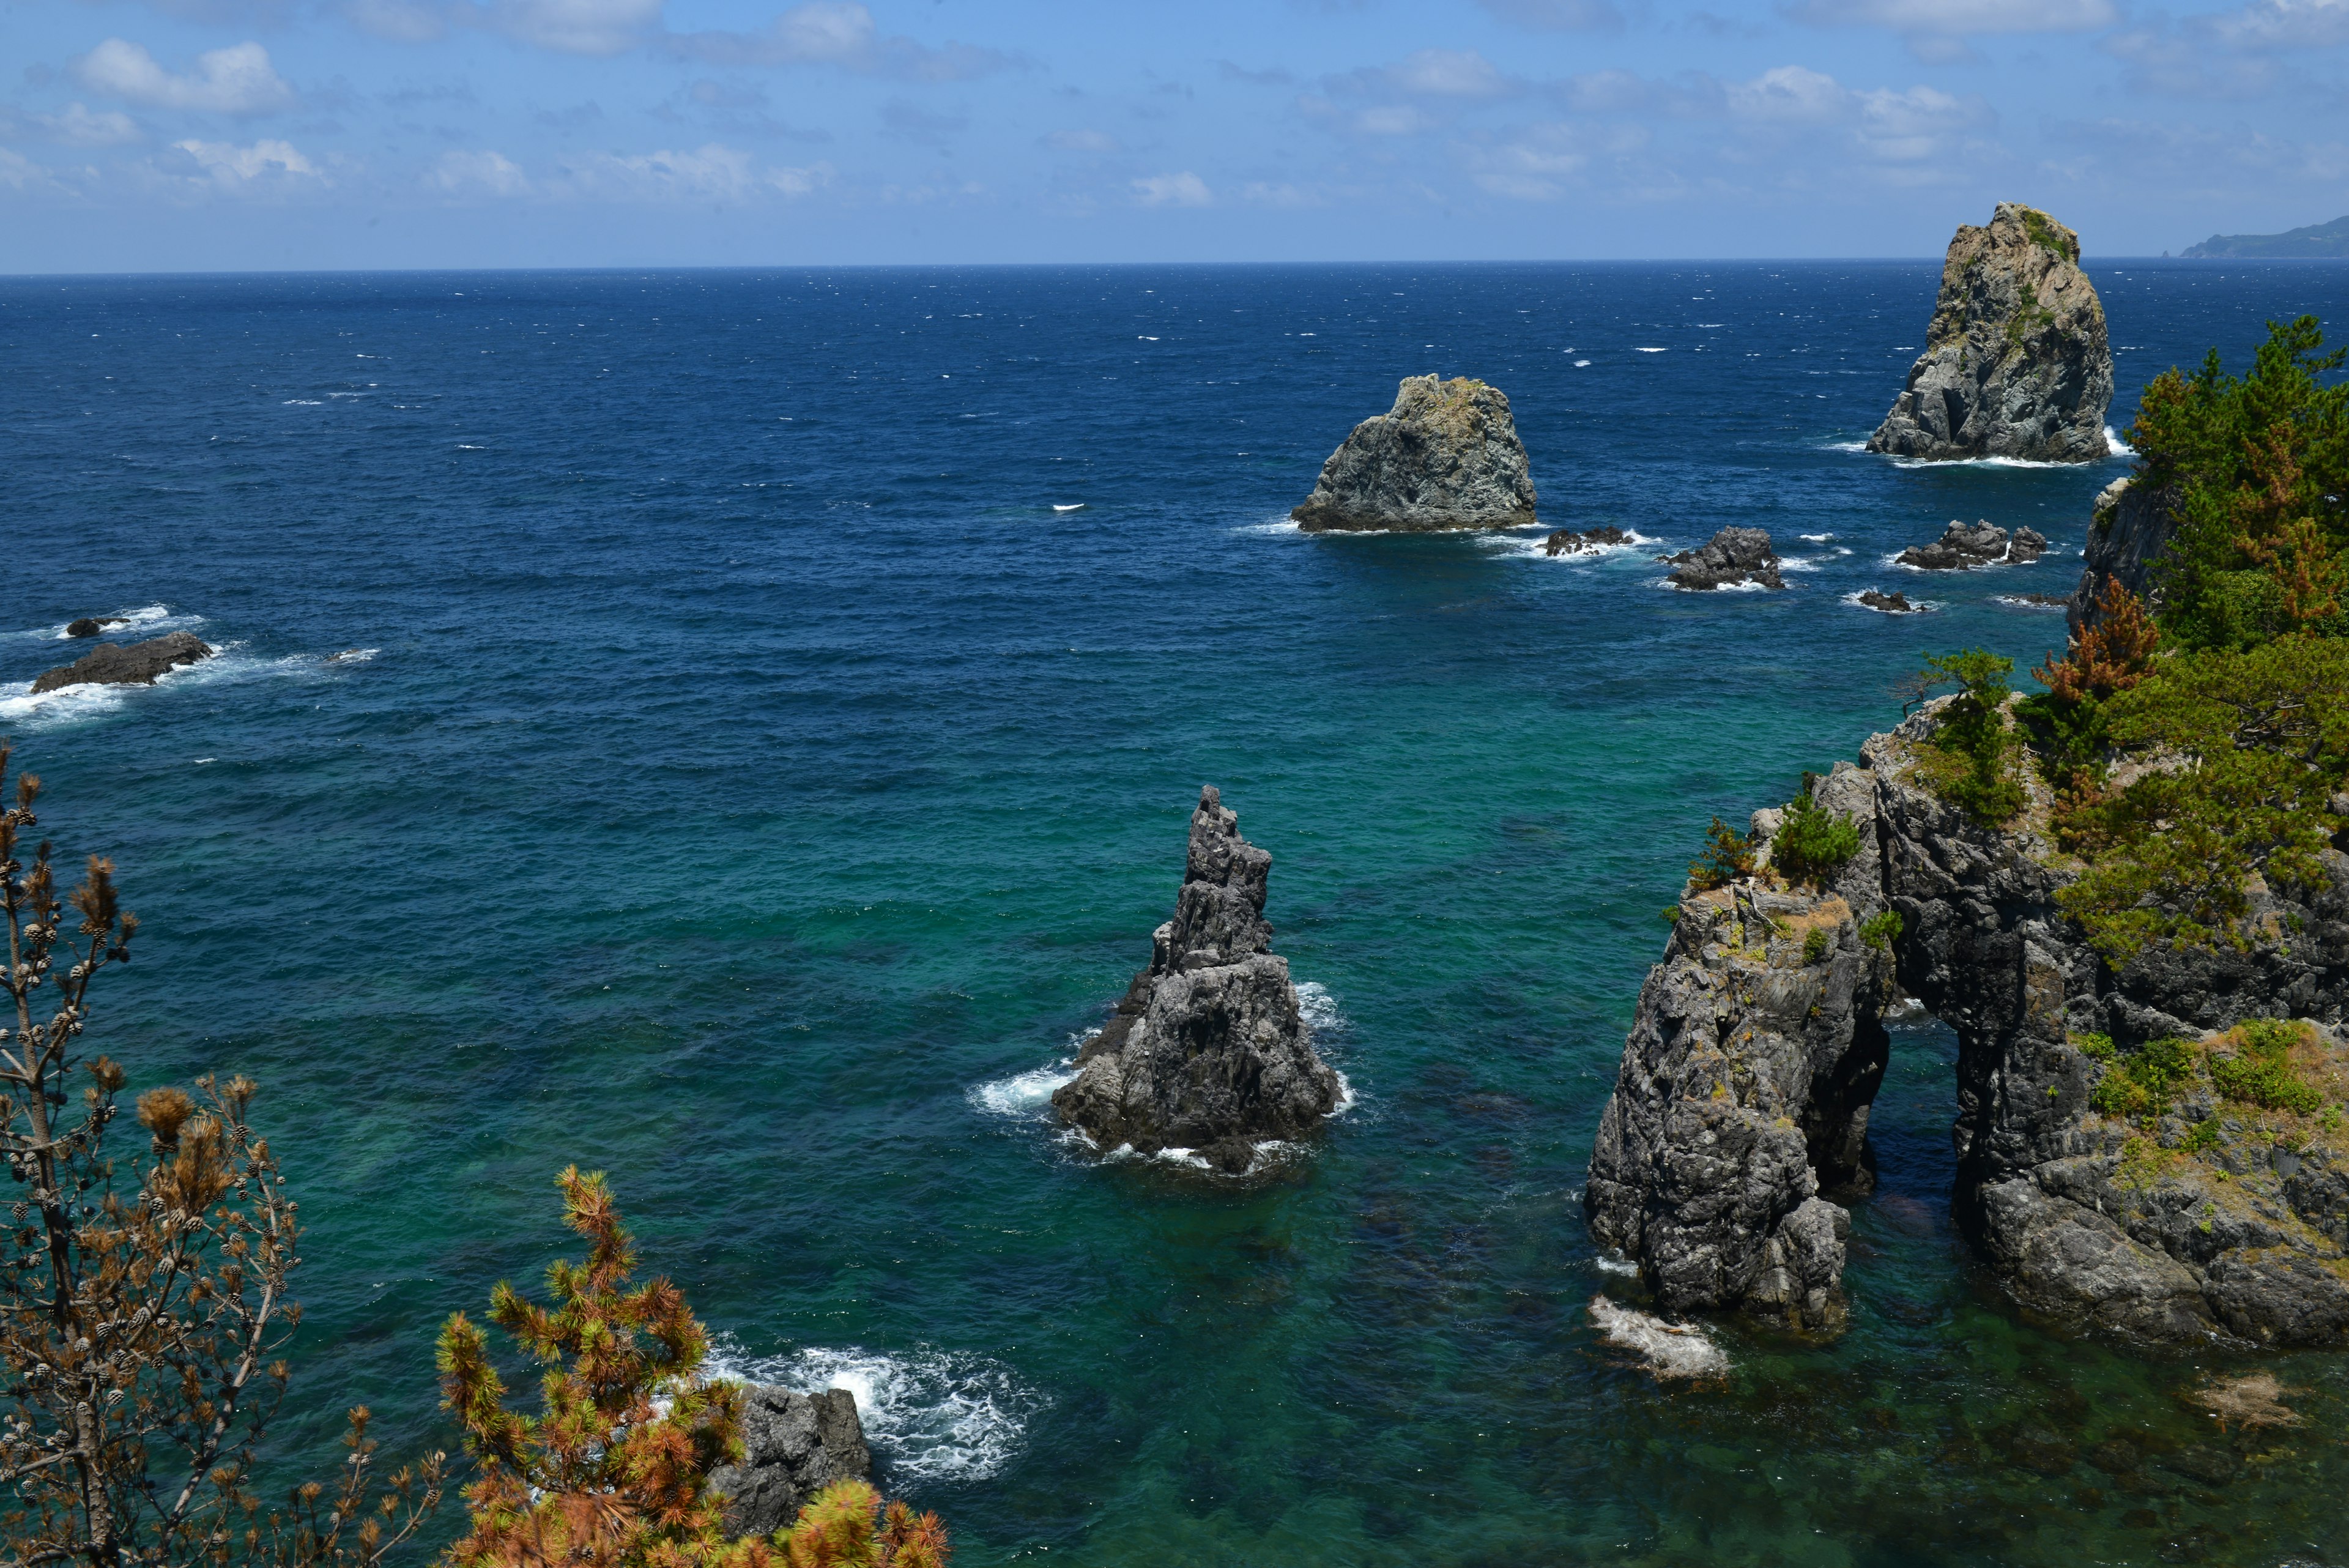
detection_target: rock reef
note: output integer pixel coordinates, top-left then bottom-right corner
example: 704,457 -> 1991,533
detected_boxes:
1587,710 -> 2349,1346
1545,525 -> 1628,557
1052,787 -> 1342,1171
1664,528 -> 1783,591
1898,521 -> 2048,571
1292,376 -> 1538,533
1866,204 -> 2113,464
1857,589 -> 1918,614
64,616 -> 128,638
31,631 -> 213,694
705,1385 -> 871,1536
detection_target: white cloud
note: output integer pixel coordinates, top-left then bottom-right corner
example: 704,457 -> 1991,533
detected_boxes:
1389,48 -> 1512,97
75,39 -> 296,116
0,147 -> 51,191
429,148 -> 528,195
1793,0 -> 2115,32
1042,128 -> 1119,152
1726,65 -> 1847,123
172,136 -> 324,186
1356,105 -> 1435,135
560,142 -> 829,199
343,0 -> 448,41
668,2 -> 1019,79
38,103 -> 144,147
1853,84 -> 1989,160
1132,171 -> 1210,206
2208,0 -> 2349,48
480,0 -> 664,55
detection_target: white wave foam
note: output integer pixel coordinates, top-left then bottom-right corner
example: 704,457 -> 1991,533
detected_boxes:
704,1341 -> 1042,1485
968,1063 -> 1075,1117
1296,980 -> 1343,1033
1052,503 -> 1085,513
456,444 -> 486,450
325,647 -> 380,664
1992,594 -> 2068,610
0,642 -> 281,729
1778,556 -> 1820,572
1842,590 -> 1936,615
1660,576 -> 1770,593
1506,529 -> 1660,563
1573,359 -> 1592,368
2105,426 -> 2134,458
1635,346 -> 1668,353
1595,1251 -> 1641,1277
1800,533 -> 1835,543
14,603 -> 187,642
1589,1295 -> 1728,1379
1329,1069 -> 1359,1117
282,399 -> 322,406
1825,440 -> 1869,453
1234,519 -> 1305,537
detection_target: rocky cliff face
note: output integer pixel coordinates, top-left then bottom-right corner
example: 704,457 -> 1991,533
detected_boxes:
1867,204 -> 2114,464
705,1385 -> 871,1536
1292,375 -> 1537,533
1053,787 -> 1342,1170
1588,710 -> 2349,1345
2068,475 -> 2182,634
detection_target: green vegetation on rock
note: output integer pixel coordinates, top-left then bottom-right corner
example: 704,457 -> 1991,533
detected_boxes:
1773,785 -> 1862,886
1912,649 -> 2026,825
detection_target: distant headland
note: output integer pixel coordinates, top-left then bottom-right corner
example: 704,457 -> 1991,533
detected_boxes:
2183,215 -> 2349,258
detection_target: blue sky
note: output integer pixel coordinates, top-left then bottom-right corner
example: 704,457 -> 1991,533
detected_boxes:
3,0 -> 2345,269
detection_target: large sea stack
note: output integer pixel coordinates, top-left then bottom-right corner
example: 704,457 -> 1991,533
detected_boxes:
1866,204 -> 2113,464
1586,710 -> 2349,1345
1052,787 -> 1342,1171
1292,375 -> 1537,533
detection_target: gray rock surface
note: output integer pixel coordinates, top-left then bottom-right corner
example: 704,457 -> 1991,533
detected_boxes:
1587,710 -> 2349,1346
64,617 -> 127,638
1664,527 -> 1783,590
706,1384 -> 871,1537
1897,521 -> 2047,570
1292,375 -> 1537,533
1857,589 -> 1917,614
31,631 -> 213,694
1545,525 -> 1628,556
1052,787 -> 1341,1169
2068,475 -> 2181,634
1867,204 -> 2113,463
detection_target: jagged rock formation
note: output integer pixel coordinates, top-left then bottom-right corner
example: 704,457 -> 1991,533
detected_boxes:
1587,710 -> 2349,1345
1663,528 -> 1783,591
705,1386 -> 870,1536
2068,475 -> 2181,634
64,616 -> 127,638
1053,787 -> 1341,1171
31,631 -> 213,694
1857,589 -> 1917,614
1867,204 -> 2113,464
1545,525 -> 1628,557
1291,376 -> 1538,533
1898,521 -> 2047,570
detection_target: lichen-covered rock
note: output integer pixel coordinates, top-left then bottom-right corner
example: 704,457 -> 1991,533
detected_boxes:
1897,520 -> 2048,570
1292,375 -> 1537,533
1664,527 -> 1783,590
1052,787 -> 1341,1169
2068,475 -> 2181,634
705,1385 -> 871,1537
31,631 -> 213,694
1867,204 -> 2113,463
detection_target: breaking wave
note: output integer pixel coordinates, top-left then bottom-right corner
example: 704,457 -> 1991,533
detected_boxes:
704,1340 -> 1044,1485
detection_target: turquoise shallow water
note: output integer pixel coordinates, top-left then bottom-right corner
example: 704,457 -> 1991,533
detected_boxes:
6,260 -> 2349,1565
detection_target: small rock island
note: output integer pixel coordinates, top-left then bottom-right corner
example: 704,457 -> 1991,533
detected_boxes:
1052,786 -> 1343,1172
1867,203 -> 2113,463
31,631 -> 214,694
1292,375 -> 1538,533
705,1385 -> 871,1536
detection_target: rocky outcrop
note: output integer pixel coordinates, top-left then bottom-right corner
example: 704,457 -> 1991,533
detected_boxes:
31,631 -> 213,694
1545,525 -> 1628,557
706,1385 -> 871,1537
1292,376 -> 1537,533
1052,787 -> 1341,1170
1663,528 -> 1783,591
64,616 -> 127,638
1857,589 -> 1917,614
1898,521 -> 2047,570
1867,204 -> 2113,464
1587,707 -> 2349,1346
2068,475 -> 2181,634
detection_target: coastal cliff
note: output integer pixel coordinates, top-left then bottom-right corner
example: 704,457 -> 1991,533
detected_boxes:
1867,204 -> 2113,464
1588,704 -> 2349,1345
1292,375 -> 1538,532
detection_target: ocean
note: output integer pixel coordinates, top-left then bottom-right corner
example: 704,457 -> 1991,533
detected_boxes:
6,259 -> 2347,1566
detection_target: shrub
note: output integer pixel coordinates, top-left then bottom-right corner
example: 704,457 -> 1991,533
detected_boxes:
2089,1036 -> 2196,1120
0,746 -> 443,1568
2069,1031 -> 2117,1061
1917,649 -> 2026,825
1858,910 -> 1902,953
2184,1117 -> 2224,1153
2208,1019 -> 2325,1114
1773,787 -> 1862,886
1802,926 -> 1830,965
1688,816 -> 1756,891
783,1481 -> 950,1568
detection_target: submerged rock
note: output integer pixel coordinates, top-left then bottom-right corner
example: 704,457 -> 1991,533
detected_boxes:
1586,1295 -> 1729,1380
64,616 -> 128,638
1664,527 -> 1783,590
31,631 -> 213,694
1858,589 -> 1917,614
1897,521 -> 2047,570
1545,525 -> 1628,557
1291,375 -> 1538,533
1052,787 -> 1341,1163
705,1385 -> 871,1537
1866,204 -> 2113,464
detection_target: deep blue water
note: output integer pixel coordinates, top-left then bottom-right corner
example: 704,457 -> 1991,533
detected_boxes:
6,260 -> 2348,1566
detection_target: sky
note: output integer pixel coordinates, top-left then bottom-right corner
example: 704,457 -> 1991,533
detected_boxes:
2,0 -> 2346,270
